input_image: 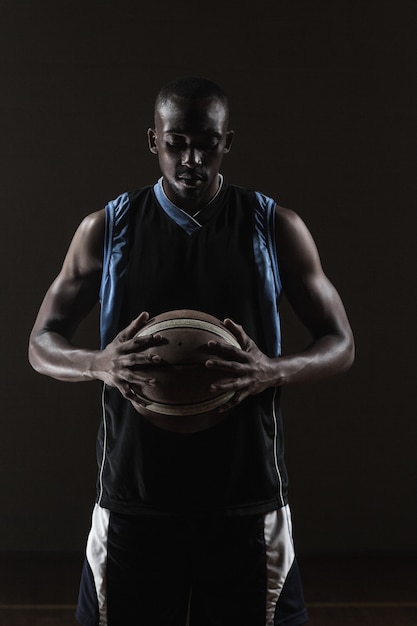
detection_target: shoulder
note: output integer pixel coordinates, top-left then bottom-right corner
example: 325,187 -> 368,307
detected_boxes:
274,204 -> 322,275
77,208 -> 106,234
73,209 -> 106,251
63,209 -> 106,275
275,204 -> 305,230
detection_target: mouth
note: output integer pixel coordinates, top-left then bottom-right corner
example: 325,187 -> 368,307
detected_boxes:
177,176 -> 204,188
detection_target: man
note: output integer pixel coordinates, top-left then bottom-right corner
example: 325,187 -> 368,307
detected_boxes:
29,77 -> 354,626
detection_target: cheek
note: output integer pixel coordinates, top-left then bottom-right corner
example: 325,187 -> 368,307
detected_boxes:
208,155 -> 224,172
158,154 -> 177,174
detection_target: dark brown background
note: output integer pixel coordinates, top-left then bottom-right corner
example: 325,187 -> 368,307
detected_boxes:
1,0 -> 416,556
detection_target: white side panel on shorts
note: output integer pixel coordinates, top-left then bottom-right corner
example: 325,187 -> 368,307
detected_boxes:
264,505 -> 295,626
86,504 -> 110,626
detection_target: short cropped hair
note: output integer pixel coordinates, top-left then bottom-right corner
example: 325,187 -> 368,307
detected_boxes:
155,76 -> 229,118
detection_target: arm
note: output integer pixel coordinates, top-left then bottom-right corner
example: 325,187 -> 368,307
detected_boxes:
28,210 -> 105,381
206,205 -> 355,406
268,204 -> 355,384
28,210 -> 162,400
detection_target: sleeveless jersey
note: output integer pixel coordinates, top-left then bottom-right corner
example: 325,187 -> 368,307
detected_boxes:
96,179 -> 289,517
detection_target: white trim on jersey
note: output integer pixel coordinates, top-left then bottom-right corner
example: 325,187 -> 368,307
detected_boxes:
98,385 -> 108,506
272,387 -> 285,507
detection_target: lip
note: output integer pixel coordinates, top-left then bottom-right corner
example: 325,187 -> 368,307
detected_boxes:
178,176 -> 204,187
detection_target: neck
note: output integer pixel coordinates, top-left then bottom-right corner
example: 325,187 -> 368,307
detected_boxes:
161,175 -> 223,216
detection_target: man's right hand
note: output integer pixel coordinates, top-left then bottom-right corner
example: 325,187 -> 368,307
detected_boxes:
93,312 -> 164,406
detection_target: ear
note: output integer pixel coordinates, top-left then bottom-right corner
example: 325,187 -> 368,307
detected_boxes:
223,130 -> 234,154
147,128 -> 158,154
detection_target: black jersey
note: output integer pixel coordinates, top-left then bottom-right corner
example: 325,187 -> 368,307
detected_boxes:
96,180 -> 288,517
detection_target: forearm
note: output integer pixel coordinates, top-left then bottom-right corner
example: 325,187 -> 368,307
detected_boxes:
272,331 -> 355,387
28,331 -> 101,382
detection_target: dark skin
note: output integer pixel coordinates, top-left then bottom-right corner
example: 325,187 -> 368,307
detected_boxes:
28,94 -> 354,422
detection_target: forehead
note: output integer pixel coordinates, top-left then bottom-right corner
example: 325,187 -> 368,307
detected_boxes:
155,96 -> 228,135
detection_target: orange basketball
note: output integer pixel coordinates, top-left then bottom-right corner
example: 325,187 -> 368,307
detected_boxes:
132,309 -> 241,417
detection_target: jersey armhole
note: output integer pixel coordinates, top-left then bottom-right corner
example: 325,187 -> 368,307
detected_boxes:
253,191 -> 282,356
99,192 -> 131,348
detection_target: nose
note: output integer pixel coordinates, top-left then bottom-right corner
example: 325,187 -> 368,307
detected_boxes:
181,147 -> 202,168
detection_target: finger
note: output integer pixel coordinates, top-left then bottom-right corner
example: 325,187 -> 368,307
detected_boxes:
206,341 -> 248,363
126,387 -> 152,411
223,318 -> 252,349
205,355 -> 249,373
117,351 -> 161,369
209,375 -> 248,394
126,371 -> 158,387
217,389 -> 250,413
132,332 -> 165,352
112,380 -> 139,402
117,311 -> 150,343
120,379 -> 157,406
126,384 -> 151,401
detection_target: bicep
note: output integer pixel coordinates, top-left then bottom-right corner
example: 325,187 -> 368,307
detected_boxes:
276,206 -> 352,340
31,210 -> 105,340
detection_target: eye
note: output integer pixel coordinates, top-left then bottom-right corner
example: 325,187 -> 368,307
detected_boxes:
166,141 -> 185,151
200,142 -> 219,152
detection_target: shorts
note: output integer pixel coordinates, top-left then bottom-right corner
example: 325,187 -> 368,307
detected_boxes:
76,504 -> 308,626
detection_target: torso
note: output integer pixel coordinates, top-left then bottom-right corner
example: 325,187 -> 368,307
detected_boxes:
97,183 -> 288,516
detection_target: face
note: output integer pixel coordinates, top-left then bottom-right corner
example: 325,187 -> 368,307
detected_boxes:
148,95 -> 234,212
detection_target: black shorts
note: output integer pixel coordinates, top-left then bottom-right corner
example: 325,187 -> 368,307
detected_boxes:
76,504 -> 308,626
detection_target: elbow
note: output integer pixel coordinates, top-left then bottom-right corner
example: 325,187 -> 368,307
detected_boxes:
28,339 -> 40,373
28,333 -> 45,375
341,330 -> 355,372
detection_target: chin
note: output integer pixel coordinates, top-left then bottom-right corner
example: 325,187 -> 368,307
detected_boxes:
175,183 -> 205,200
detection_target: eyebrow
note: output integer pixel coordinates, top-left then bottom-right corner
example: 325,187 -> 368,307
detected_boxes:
165,129 -> 222,139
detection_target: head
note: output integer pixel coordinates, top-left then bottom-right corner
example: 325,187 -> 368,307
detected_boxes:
148,77 -> 234,212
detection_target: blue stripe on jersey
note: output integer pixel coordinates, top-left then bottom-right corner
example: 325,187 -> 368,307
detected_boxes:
99,192 -> 131,349
254,191 -> 282,357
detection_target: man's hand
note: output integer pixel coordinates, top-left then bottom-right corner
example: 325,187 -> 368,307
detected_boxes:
93,312 -> 164,409
205,318 -> 278,412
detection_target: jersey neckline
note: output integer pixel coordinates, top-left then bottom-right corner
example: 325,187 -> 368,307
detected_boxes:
153,175 -> 224,236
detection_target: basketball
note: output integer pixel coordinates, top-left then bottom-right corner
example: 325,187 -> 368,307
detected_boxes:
132,309 -> 241,417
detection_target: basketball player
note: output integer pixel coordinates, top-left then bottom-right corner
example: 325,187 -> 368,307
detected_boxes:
29,77 -> 354,626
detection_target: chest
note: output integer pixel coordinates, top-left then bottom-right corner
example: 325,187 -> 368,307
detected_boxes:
124,190 -> 260,329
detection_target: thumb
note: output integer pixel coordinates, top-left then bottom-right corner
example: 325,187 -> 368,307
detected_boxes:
118,311 -> 150,342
